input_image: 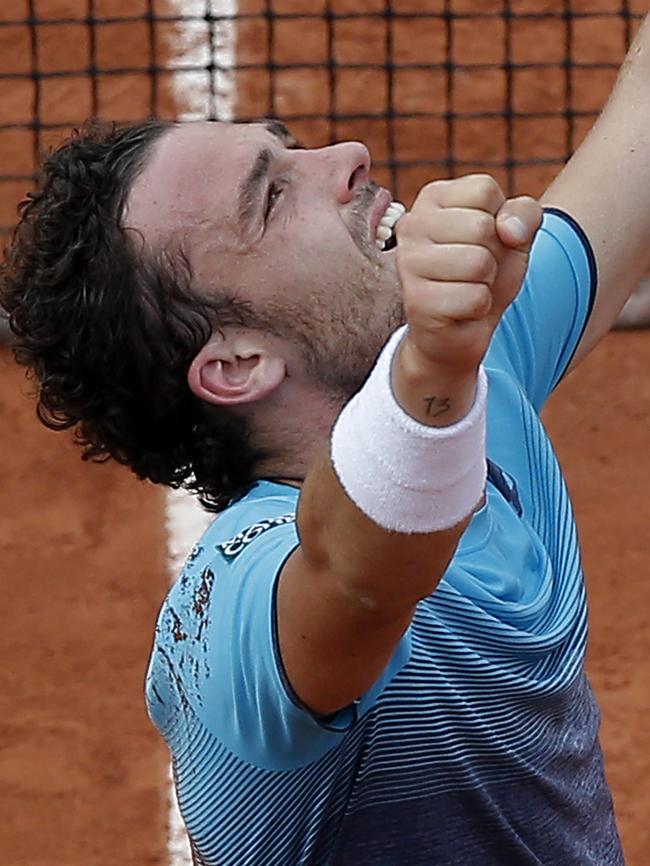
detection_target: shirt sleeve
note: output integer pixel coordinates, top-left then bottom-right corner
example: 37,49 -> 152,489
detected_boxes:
155,508 -> 412,772
488,208 -> 598,411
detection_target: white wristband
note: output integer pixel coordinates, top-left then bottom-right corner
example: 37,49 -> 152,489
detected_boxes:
330,326 -> 488,533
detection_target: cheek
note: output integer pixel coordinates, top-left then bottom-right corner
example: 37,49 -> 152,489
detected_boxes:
271,232 -> 354,288
233,219 -> 370,303
294,212 -> 358,257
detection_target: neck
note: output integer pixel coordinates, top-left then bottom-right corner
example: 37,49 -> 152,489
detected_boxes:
246,386 -> 343,487
252,443 -> 321,486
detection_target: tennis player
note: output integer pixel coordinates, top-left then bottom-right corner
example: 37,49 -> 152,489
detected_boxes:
3,13 -> 650,866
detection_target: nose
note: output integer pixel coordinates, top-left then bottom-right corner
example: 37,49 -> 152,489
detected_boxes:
305,141 -> 371,204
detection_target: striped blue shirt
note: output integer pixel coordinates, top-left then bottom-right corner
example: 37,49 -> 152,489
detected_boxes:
146,210 -> 624,865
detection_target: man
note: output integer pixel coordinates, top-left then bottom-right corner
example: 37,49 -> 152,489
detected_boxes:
3,12 -> 650,865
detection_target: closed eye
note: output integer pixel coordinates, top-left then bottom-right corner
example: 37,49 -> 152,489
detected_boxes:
265,181 -> 284,220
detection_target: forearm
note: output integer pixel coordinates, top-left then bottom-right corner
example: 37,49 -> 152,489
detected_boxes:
297,458 -> 468,614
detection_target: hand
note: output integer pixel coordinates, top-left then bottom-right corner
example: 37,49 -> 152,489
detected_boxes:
395,174 -> 542,372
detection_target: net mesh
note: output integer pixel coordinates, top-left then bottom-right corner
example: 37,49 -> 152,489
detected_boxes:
0,0 -> 645,237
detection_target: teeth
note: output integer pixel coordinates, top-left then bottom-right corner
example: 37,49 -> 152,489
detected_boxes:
375,200 -> 405,249
379,202 -> 405,227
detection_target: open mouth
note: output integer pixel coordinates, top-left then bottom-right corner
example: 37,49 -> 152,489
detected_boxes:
374,200 -> 406,252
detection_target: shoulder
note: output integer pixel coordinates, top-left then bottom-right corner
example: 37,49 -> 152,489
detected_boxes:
485,208 -> 597,409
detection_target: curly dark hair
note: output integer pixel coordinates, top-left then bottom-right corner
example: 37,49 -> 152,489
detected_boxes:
0,119 -> 266,511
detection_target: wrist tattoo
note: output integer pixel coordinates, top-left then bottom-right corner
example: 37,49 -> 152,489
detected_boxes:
423,395 -> 451,417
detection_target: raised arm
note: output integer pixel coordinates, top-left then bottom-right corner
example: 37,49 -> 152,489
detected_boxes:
542,13 -> 650,368
277,177 -> 542,716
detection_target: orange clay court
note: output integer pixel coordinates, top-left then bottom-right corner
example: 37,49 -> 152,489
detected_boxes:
0,2 -> 648,864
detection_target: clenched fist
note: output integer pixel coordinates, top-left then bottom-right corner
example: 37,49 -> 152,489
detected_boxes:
396,174 -> 542,370
392,174 -> 542,425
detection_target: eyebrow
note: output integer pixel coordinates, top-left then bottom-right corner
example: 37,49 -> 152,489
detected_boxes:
237,119 -> 303,234
238,147 -> 273,234
262,118 -> 301,149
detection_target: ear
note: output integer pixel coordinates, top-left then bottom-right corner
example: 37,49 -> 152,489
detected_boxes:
187,332 -> 287,407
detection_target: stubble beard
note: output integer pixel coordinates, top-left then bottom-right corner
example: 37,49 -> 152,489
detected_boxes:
282,262 -> 404,400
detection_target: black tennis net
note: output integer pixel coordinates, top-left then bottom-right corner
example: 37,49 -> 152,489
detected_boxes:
0,0 -> 644,237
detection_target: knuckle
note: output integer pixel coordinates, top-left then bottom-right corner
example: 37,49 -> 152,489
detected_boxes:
474,212 -> 496,243
472,174 -> 503,208
414,180 -> 447,206
470,173 -> 494,185
469,247 -> 497,282
468,283 -> 493,318
426,179 -> 451,194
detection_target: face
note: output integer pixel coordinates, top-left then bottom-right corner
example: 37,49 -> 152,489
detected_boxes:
125,120 -> 404,397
